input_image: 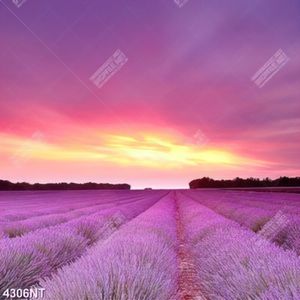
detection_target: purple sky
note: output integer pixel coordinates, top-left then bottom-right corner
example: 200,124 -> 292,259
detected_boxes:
0,0 -> 299,188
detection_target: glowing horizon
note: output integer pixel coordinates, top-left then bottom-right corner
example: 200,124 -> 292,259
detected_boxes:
1,130 -> 265,167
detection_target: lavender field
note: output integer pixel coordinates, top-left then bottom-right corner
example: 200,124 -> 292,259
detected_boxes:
1,189 -> 300,300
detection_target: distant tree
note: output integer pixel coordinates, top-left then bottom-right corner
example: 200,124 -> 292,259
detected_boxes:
0,180 -> 130,191
189,177 -> 300,189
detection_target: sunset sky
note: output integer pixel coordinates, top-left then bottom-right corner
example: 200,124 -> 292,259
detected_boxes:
0,0 -> 299,188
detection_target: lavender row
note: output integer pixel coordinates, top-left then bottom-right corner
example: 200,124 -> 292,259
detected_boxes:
37,194 -> 179,300
0,191 -> 104,217
197,189 -> 300,212
187,189 -> 300,212
185,191 -> 279,232
177,192 -> 300,299
0,194 -> 159,295
0,190 -> 149,210
259,210 -> 300,256
0,193 -> 154,238
0,190 -> 152,222
185,190 -> 300,255
0,210 -> 123,295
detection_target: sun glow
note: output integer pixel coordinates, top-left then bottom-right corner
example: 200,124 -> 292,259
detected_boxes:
1,131 -> 262,169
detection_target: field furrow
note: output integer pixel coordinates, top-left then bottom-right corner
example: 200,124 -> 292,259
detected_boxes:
174,194 -> 204,300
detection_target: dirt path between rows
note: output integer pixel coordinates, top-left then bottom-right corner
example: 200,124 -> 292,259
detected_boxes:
174,194 -> 206,300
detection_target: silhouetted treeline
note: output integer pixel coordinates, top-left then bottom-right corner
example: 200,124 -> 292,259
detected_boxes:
0,180 -> 130,191
189,177 -> 300,189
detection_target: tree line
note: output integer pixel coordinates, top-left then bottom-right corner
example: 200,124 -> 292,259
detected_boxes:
189,176 -> 300,189
0,180 -> 131,191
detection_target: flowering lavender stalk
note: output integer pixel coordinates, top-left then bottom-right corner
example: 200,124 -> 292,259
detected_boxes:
37,194 -> 179,300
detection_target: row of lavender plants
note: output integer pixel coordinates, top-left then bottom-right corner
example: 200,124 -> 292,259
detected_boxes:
184,191 -> 270,230
177,192 -> 300,299
187,190 -> 300,228
188,189 -> 300,209
36,194 -> 179,300
0,190 -> 152,222
186,190 -> 300,255
222,190 -> 300,215
0,190 -> 149,210
0,193 -> 161,296
0,191 -> 107,219
0,192 -> 160,238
